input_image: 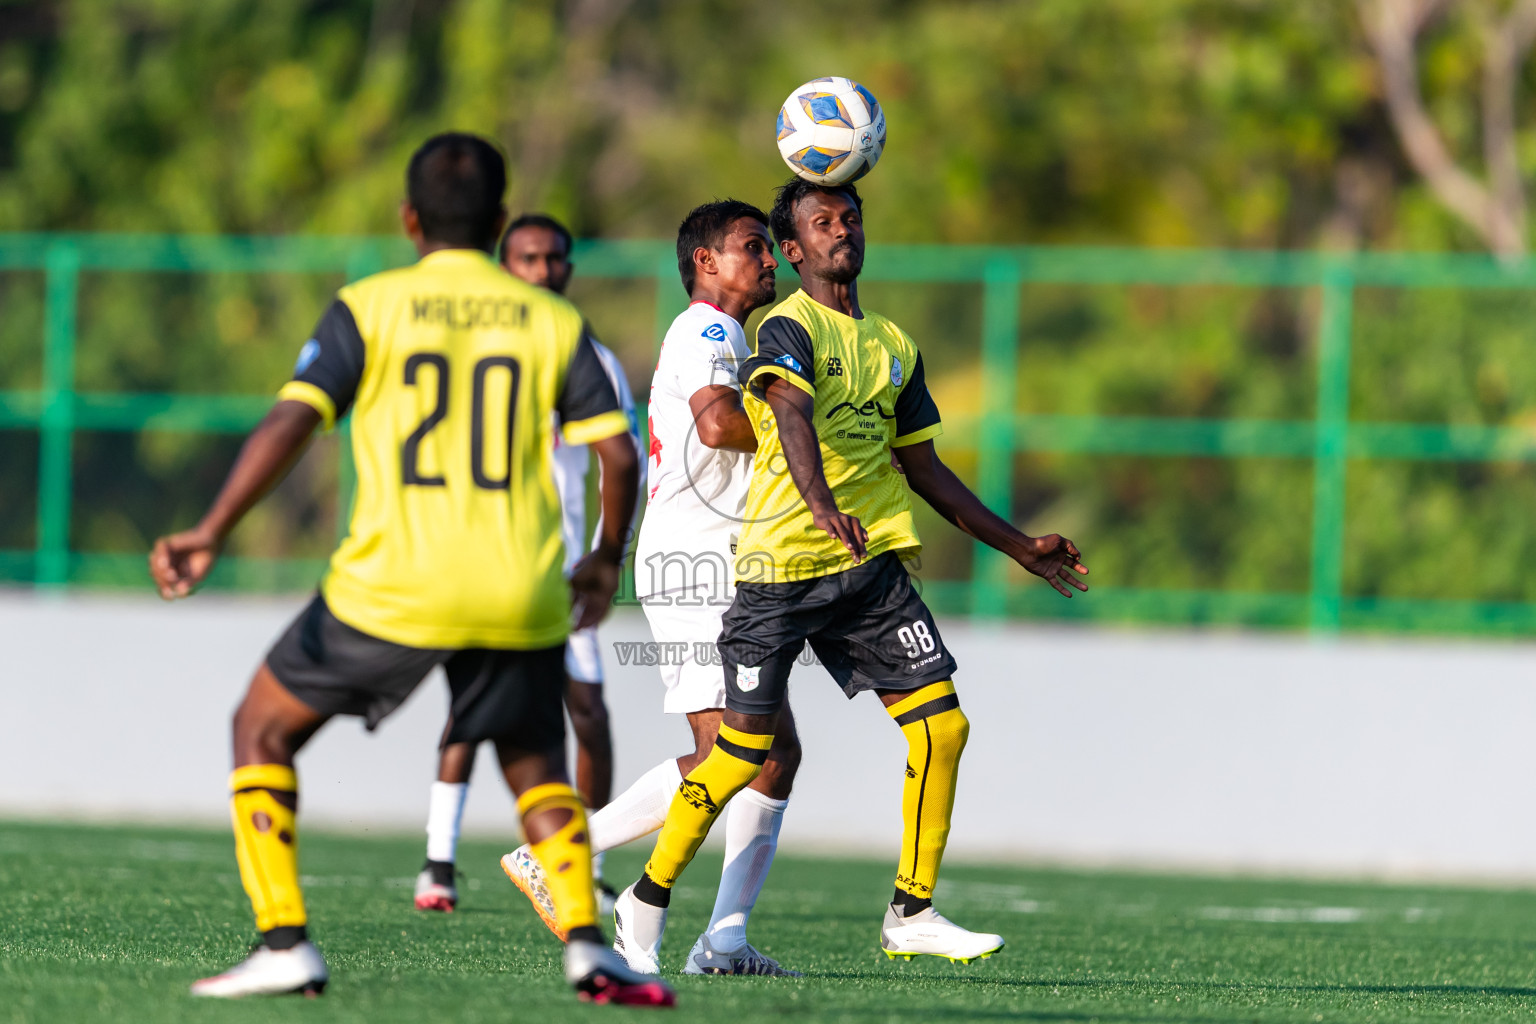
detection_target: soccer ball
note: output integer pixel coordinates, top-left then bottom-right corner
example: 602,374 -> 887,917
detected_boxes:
775,77 -> 886,186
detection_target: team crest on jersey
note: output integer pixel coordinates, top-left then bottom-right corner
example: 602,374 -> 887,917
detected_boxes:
294,338 -> 320,375
736,664 -> 762,692
702,323 -> 728,342
890,356 -> 904,387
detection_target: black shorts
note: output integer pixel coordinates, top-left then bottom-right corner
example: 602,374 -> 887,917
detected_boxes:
717,551 -> 958,715
265,595 -> 567,749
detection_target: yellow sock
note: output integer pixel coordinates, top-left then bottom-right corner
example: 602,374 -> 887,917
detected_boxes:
229,764 -> 306,933
643,724 -> 771,888
887,681 -> 969,902
519,783 -> 596,936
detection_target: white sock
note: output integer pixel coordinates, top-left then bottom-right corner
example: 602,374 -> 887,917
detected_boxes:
425,781 -> 469,864
586,759 -> 683,853
705,786 -> 787,950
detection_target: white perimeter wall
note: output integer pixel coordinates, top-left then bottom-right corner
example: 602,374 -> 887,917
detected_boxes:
5,591 -> 1536,879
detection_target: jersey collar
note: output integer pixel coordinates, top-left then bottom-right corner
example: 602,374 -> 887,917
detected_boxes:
795,288 -> 865,322
417,247 -> 498,268
689,299 -> 726,314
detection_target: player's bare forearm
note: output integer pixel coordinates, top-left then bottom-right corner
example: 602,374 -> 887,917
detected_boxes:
896,439 -> 1088,597
569,432 -> 637,631
149,400 -> 321,599
763,376 -> 867,560
199,401 -> 322,540
689,384 -> 759,453
589,431 -> 639,560
762,378 -> 832,510
895,440 -> 1024,550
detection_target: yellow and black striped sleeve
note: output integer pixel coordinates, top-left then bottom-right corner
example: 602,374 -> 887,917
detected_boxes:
892,352 -> 943,447
741,315 -> 816,399
557,328 -> 629,445
277,298 -> 365,430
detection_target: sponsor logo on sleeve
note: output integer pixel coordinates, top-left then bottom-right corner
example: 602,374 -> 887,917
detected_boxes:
890,356 -> 903,387
294,338 -> 320,375
774,353 -> 804,374
702,322 -> 728,342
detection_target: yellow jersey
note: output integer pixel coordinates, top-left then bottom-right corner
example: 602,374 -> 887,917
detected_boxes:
734,289 -> 943,584
278,247 -> 629,649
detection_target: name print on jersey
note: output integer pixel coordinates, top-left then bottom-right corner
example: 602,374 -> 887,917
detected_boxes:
410,295 -> 530,329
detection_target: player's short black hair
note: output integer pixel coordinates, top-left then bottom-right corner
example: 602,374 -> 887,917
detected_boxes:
676,199 -> 769,293
406,133 -> 507,248
768,177 -> 863,246
499,212 -> 573,258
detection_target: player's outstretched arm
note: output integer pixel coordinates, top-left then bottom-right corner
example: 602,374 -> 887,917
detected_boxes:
148,400 -> 322,600
762,376 -> 867,561
689,385 -> 758,453
894,439 -> 1088,598
569,430 -> 640,630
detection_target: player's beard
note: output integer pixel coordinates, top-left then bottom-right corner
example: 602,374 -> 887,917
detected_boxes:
750,273 -> 777,308
823,242 -> 864,284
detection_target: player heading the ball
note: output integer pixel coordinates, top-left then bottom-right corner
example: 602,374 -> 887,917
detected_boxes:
611,177 -> 1088,971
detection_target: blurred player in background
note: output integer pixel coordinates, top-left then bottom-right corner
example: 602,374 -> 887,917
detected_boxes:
149,133 -> 672,1007
505,200 -> 802,976
612,179 -> 1088,970
415,213 -> 644,915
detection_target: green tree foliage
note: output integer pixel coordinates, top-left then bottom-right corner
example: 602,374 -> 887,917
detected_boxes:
2,0 -> 1534,622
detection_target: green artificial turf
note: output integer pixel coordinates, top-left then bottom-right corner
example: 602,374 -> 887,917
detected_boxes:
4,819 -> 1536,1022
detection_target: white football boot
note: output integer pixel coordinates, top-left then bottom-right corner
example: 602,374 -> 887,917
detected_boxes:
611,883 -> 667,974
683,933 -> 802,976
501,845 -> 564,939
565,937 -> 677,1007
190,941 -> 329,998
413,865 -> 457,912
879,904 -> 1005,964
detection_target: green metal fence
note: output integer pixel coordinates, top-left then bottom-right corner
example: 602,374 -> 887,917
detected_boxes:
6,233 -> 1536,635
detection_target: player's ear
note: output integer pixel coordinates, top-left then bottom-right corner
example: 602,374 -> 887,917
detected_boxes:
400,201 -> 424,244
778,238 -> 804,265
693,245 -> 717,278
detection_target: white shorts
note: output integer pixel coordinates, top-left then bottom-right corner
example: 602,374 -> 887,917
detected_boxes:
640,587 -> 731,715
565,626 -> 603,685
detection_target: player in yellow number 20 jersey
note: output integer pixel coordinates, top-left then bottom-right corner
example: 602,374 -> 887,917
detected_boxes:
148,133 -> 673,1009
612,178 -> 1088,973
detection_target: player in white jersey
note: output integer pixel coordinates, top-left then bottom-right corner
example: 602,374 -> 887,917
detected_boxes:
415,214 -> 643,912
504,200 -> 802,976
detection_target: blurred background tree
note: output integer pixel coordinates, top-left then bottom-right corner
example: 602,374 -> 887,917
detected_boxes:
3,0 -> 1536,620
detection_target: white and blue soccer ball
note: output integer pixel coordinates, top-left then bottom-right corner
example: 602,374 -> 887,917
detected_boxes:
776,77 -> 886,186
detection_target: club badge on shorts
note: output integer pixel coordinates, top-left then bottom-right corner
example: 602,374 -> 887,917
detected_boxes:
890,355 -> 903,387
736,664 -> 762,692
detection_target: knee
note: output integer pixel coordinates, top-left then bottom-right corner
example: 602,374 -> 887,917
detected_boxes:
928,707 -> 970,758
232,698 -> 290,765
494,739 -> 568,792
566,691 -> 611,747
906,705 -> 968,765
758,734 -> 802,796
701,743 -> 767,799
